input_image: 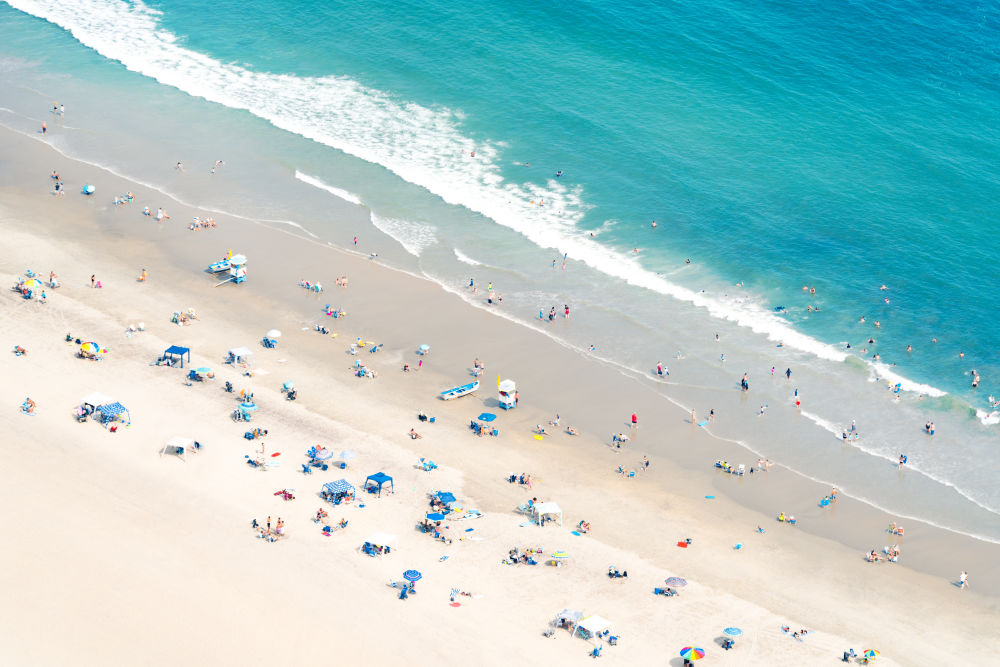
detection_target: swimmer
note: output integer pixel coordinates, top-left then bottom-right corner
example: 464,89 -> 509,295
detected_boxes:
685,258 -> 691,264
859,316 -> 866,323
651,221 -> 657,228
175,161 -> 183,172
906,345 -> 912,353
880,285 -> 888,291
555,170 -> 562,177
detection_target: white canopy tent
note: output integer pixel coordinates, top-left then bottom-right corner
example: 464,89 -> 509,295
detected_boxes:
363,532 -> 399,549
574,615 -> 614,639
160,436 -> 197,459
533,501 -> 563,527
227,347 -> 254,365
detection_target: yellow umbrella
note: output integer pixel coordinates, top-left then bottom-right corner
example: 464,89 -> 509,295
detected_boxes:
23,278 -> 42,289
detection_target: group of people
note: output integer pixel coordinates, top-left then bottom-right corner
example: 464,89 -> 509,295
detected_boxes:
251,516 -> 284,542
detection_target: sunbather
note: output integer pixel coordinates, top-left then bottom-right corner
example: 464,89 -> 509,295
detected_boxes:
409,429 -> 422,439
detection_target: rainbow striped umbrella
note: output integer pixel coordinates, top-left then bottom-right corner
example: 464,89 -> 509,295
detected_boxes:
863,649 -> 879,659
23,278 -> 42,289
80,342 -> 103,356
680,647 -> 705,661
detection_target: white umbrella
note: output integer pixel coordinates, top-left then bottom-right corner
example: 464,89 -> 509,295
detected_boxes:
266,329 -> 282,338
339,450 -> 357,461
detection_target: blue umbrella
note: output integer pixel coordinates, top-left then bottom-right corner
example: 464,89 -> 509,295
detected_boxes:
403,569 -> 422,582
723,627 -> 743,638
436,491 -> 457,504
426,512 -> 445,521
478,413 -> 497,422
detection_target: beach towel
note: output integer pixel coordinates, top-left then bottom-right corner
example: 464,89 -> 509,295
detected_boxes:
676,541 -> 688,548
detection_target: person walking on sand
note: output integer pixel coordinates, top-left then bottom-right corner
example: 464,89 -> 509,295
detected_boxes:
90,274 -> 95,288
691,409 -> 696,423
631,412 -> 638,429
41,121 -> 47,135
959,571 -> 968,589
785,368 -> 791,380
138,268 -> 147,282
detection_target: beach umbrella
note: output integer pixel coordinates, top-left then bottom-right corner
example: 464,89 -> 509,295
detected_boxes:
313,448 -> 334,461
403,569 -> 422,582
863,649 -> 879,659
195,367 -> 212,375
418,344 -> 430,353
239,402 -> 258,411
478,413 -> 497,422
723,627 -> 743,638
665,577 -> 687,587
266,329 -> 282,338
551,551 -> 570,559
23,278 -> 42,289
80,342 -> 102,355
679,647 -> 705,661
426,512 -> 445,521
339,449 -> 356,461
229,254 -> 247,265
436,491 -> 457,504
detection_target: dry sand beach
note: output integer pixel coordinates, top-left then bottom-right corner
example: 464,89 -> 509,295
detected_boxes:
1,126 -> 998,666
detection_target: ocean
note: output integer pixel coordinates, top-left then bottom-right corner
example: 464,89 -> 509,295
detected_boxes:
1,0 -> 998,539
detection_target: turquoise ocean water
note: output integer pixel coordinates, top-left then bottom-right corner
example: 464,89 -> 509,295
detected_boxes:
1,0 -> 998,537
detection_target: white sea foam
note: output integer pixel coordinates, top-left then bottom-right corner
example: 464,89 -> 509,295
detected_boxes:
800,410 -> 845,439
868,362 -> 947,398
977,409 -> 1000,425
294,171 -> 363,207
453,248 -> 481,266
370,213 -> 436,257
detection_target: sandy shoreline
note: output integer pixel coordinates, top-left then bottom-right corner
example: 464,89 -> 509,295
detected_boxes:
1,126 -> 997,665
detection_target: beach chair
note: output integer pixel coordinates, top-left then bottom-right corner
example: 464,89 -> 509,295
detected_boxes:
301,464 -> 312,474
736,464 -> 746,476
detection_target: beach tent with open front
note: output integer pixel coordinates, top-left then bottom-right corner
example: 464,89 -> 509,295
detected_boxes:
573,615 -> 614,640
364,472 -> 394,496
361,532 -> 398,556
163,345 -> 191,368
533,501 -> 563,527
81,392 -> 114,411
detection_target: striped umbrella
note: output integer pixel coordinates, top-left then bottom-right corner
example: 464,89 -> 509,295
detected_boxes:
863,649 -> 879,659
23,278 -> 43,289
665,577 -> 687,587
679,647 -> 705,661
724,627 -> 743,638
312,448 -> 334,461
403,569 -> 422,582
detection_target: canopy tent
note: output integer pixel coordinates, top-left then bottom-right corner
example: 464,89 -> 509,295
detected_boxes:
434,491 -> 457,505
163,345 -> 191,368
323,479 -> 355,496
161,436 -> 199,458
363,532 -> 398,549
80,392 -> 114,409
533,501 -> 563,526
364,472 -> 394,496
97,402 -> 130,423
227,347 -> 254,365
574,615 -> 614,639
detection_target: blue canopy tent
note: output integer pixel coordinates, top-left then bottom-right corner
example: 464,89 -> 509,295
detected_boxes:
364,472 -> 394,497
163,345 -> 191,368
97,402 -> 130,424
323,479 -> 355,496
